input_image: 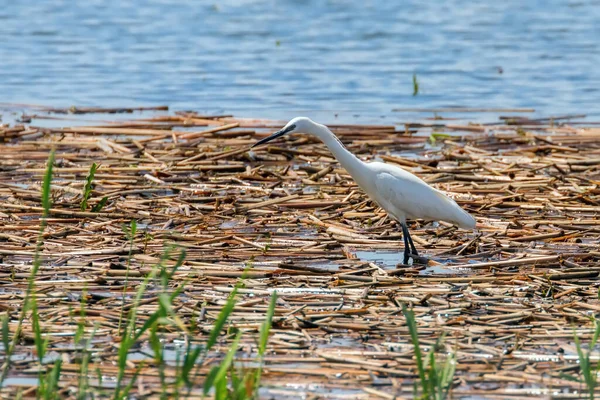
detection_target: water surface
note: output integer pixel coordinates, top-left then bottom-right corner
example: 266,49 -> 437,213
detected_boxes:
1,0 -> 599,123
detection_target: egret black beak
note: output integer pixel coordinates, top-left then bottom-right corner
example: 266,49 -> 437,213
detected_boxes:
251,124 -> 296,148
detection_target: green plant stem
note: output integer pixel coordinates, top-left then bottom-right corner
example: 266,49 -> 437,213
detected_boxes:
0,150 -> 54,387
117,220 -> 137,332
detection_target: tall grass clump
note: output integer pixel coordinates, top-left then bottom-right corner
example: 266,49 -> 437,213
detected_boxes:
403,305 -> 456,400
112,247 -> 185,399
0,150 -> 55,387
110,247 -> 277,399
202,291 -> 278,400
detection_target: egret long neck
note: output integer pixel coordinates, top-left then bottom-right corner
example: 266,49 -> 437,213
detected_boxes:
314,126 -> 368,184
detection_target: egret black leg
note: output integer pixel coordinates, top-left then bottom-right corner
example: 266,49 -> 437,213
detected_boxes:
406,227 -> 418,256
401,222 -> 411,264
401,222 -> 422,265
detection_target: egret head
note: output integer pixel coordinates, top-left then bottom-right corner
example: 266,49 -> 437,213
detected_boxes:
251,117 -> 317,148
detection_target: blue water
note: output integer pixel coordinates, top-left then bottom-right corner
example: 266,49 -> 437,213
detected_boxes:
1,0 -> 599,123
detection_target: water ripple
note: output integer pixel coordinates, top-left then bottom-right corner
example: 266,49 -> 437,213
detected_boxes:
0,0 -> 599,123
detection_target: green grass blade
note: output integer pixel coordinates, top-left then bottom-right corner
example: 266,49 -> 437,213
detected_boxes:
74,287 -> 88,344
129,219 -> 138,239
1,313 -> 9,355
213,330 -> 242,392
117,219 -> 138,332
229,365 -> 241,393
558,372 -> 582,383
254,292 -> 277,395
412,73 -> 419,96
574,329 -> 593,393
206,287 -> 238,352
173,347 -> 183,399
214,374 -> 228,400
258,292 -> 277,357
80,163 -> 98,211
234,373 -> 252,399
44,358 -> 62,400
91,196 -> 108,212
440,353 -> 456,400
77,324 -> 98,400
126,264 -> 159,337
120,362 -> 145,400
203,366 -> 220,396
169,281 -> 187,303
168,248 -> 186,281
31,151 -> 54,363
114,264 -> 159,399
41,151 -> 55,217
149,325 -> 163,361
116,335 -> 132,383
131,312 -> 161,343
428,351 -> 436,399
149,325 -> 167,397
402,305 -> 427,396
591,319 -> 600,349
182,344 -> 202,387
31,295 -> 47,363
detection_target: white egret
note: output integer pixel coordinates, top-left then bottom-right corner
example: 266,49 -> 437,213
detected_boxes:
252,117 -> 476,264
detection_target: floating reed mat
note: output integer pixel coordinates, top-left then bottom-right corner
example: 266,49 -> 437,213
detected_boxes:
1,106 -> 600,398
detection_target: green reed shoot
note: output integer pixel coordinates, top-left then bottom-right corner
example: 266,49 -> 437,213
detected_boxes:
403,305 -> 456,400
148,247 -> 189,398
113,263 -> 160,400
119,363 -> 144,400
199,290 -> 277,399
117,219 -> 137,332
428,132 -> 452,146
91,196 -> 108,212
40,359 -> 62,400
77,324 -> 98,400
114,247 -> 187,400
0,150 -> 54,386
181,284 -> 242,397
413,73 -> 419,96
204,331 -> 243,399
180,342 -> 202,389
80,162 -> 98,211
573,320 -> 600,399
254,292 -> 277,395
149,324 -> 167,398
31,293 -> 49,364
207,287 -> 239,353
74,287 -> 88,344
1,313 -> 8,354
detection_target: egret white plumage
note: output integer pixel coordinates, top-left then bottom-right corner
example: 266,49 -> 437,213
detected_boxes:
252,117 -> 476,264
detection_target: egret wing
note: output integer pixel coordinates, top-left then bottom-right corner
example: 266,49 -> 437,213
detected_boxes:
374,171 -> 475,228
